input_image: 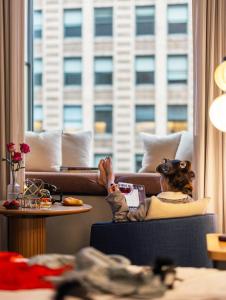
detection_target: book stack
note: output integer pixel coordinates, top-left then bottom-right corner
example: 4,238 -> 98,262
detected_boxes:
60,166 -> 99,173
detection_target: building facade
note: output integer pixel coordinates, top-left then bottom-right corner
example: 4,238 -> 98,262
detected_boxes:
33,0 -> 193,172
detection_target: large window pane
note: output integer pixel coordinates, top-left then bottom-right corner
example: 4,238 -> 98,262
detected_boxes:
95,57 -> 113,85
167,55 -> 187,84
168,4 -> 188,34
136,6 -> 155,36
135,105 -> 155,133
95,8 -> 113,37
34,10 -> 42,39
34,58 -> 42,86
64,105 -> 82,131
136,56 -> 154,85
167,105 -> 188,133
64,9 -> 82,38
64,58 -> 82,86
95,105 -> 112,134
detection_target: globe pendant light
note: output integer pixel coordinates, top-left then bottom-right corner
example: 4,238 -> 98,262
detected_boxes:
214,56 -> 226,91
209,94 -> 226,132
209,57 -> 226,132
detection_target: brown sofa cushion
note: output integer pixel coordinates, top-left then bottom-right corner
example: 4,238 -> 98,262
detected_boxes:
25,172 -> 161,196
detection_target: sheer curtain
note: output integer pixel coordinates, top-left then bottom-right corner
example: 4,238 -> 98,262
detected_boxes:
192,0 -> 226,231
0,0 -> 25,249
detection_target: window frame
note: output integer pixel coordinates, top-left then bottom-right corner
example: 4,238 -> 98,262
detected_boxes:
63,105 -> 83,131
167,4 -> 188,35
135,5 -> 155,36
94,7 -> 113,37
64,57 -> 82,87
64,9 -> 82,38
167,54 -> 188,84
94,56 -> 113,86
135,55 -> 155,85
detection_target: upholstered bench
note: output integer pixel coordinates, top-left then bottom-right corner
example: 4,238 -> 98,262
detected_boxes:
90,214 -> 216,267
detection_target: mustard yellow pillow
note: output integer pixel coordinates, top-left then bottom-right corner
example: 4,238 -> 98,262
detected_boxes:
146,196 -> 209,220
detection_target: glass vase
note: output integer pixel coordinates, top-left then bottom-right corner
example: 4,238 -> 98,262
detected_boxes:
7,171 -> 20,201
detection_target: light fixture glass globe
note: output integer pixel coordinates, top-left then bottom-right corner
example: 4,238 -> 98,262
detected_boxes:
214,59 -> 226,91
209,94 -> 226,132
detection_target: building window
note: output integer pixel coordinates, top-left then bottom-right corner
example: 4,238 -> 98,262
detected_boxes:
167,55 -> 187,84
94,153 -> 112,167
95,8 -> 113,37
135,154 -> 143,172
167,105 -> 187,133
34,58 -> 43,86
168,4 -> 188,34
94,57 -> 113,85
136,56 -> 154,85
135,105 -> 155,133
34,105 -> 43,132
64,105 -> 82,131
64,58 -> 82,86
34,10 -> 42,39
95,105 -> 112,134
136,6 -> 155,36
64,9 -> 82,38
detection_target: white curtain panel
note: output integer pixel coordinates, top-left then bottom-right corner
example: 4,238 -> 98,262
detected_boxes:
192,0 -> 226,231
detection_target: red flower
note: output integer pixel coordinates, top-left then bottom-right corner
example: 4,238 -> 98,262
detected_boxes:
12,152 -> 22,162
7,143 -> 16,152
20,143 -> 30,154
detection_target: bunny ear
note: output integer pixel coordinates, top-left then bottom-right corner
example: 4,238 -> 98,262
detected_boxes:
180,161 -> 187,169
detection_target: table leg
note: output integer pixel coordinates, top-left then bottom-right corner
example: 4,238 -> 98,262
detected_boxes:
8,216 -> 46,257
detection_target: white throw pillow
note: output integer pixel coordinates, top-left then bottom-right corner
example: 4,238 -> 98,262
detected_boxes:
25,131 -> 62,172
146,196 -> 209,220
62,131 -> 92,167
175,131 -> 193,162
139,132 -> 182,173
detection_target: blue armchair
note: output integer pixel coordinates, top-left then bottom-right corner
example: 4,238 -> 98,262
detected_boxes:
90,214 -> 216,267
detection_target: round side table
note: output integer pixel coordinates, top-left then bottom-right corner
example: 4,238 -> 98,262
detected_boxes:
0,203 -> 92,257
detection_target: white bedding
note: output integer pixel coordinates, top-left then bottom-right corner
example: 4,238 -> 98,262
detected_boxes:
0,268 -> 226,300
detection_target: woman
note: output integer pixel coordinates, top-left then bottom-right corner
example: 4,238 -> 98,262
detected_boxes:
98,157 -> 195,222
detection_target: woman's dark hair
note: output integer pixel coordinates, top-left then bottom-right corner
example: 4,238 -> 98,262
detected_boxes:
156,159 -> 195,196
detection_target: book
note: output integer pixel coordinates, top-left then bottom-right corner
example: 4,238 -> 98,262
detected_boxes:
60,166 -> 99,173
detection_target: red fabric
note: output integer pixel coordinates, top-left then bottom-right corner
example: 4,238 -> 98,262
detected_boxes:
0,252 -> 71,290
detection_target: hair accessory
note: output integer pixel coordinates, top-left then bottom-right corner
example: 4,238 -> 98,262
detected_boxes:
180,161 -> 187,169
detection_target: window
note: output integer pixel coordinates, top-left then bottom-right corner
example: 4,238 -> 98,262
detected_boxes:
34,58 -> 42,86
168,4 -> 188,34
64,105 -> 82,131
64,9 -> 82,38
167,105 -> 188,133
135,105 -> 155,133
136,56 -> 154,85
135,154 -> 143,172
167,55 -> 187,84
94,153 -> 112,167
34,105 -> 43,132
34,10 -> 42,39
136,6 -> 155,36
95,57 -> 113,85
95,8 -> 113,37
95,105 -> 112,134
64,58 -> 82,86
